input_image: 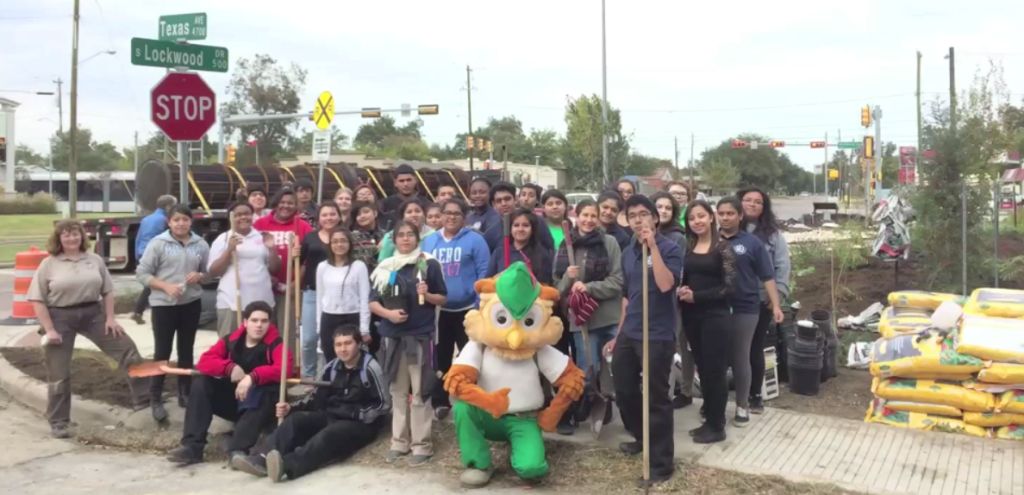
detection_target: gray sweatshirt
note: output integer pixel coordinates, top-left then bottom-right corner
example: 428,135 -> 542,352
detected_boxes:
553,234 -> 624,332
136,231 -> 210,307
746,222 -> 791,302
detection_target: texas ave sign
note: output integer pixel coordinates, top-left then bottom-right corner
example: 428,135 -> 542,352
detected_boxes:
151,72 -> 215,141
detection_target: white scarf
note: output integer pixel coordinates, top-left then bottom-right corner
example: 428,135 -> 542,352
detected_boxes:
370,247 -> 434,295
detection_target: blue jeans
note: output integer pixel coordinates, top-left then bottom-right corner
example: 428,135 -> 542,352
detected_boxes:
571,324 -> 617,383
301,290 -> 319,377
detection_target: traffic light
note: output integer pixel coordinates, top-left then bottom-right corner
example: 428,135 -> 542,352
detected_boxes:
810,141 -> 826,149
416,104 -> 439,116
226,144 -> 237,165
768,140 -> 785,148
466,135 -> 474,150
360,107 -> 382,118
861,105 -> 872,128
863,136 -> 874,158
0,136 -> 6,161
730,139 -> 749,149
486,140 -> 494,153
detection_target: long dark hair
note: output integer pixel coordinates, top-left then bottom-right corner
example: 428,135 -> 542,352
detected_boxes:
509,208 -> 546,270
736,186 -> 779,242
327,228 -> 356,267
684,200 -> 719,251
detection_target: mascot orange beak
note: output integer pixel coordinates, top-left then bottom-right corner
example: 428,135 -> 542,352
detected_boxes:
505,328 -> 524,350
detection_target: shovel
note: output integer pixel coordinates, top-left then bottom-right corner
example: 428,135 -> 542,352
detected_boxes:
128,361 -> 329,387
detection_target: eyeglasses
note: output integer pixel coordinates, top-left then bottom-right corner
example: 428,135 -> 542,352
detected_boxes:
627,211 -> 652,221
394,231 -> 418,239
443,210 -> 464,217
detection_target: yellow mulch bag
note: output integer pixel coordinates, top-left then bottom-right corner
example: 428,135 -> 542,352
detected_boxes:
865,401 -> 988,437
962,380 -> 1024,394
956,315 -> 1024,364
888,291 -> 962,311
962,411 -> 1024,427
996,390 -> 1024,414
868,398 -> 962,417
869,330 -> 984,379
872,377 -> 994,412
977,362 -> 1024,385
878,306 -> 934,338
993,425 -> 1024,441
963,288 -> 1024,318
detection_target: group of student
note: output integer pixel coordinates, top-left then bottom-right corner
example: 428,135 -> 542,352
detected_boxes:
29,162 -> 790,486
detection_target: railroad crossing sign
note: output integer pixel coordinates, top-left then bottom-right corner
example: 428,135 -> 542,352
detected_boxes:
313,91 -> 334,130
151,72 -> 216,141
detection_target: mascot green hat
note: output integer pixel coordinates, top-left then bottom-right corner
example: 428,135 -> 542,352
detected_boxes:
495,261 -> 541,320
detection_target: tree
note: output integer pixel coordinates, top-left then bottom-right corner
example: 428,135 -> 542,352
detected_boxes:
562,95 -> 630,190
525,129 -> 561,166
222,54 -> 307,164
15,144 -> 44,165
701,157 -> 740,193
700,135 -> 795,192
354,115 -> 421,149
49,127 -> 126,171
915,65 -> 1010,291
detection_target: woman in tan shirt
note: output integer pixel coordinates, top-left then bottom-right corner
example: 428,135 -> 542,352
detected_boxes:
28,220 -> 152,438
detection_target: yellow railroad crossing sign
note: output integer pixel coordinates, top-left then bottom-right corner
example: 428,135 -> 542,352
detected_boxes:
313,91 -> 334,130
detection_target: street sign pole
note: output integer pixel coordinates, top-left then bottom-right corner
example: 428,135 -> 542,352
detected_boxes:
178,140 -> 188,203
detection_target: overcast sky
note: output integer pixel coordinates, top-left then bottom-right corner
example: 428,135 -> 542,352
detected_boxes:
4,0 -> 1024,173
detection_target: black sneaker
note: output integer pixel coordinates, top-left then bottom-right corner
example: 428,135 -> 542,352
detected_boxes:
749,396 -> 765,414
692,427 -> 726,444
434,406 -> 451,421
689,423 -> 712,437
636,471 -> 673,488
672,394 -> 693,409
50,424 -> 71,439
231,454 -> 267,477
130,313 -> 145,325
266,450 -> 284,482
151,401 -> 168,423
166,445 -> 202,466
618,441 -> 642,456
556,414 -> 576,436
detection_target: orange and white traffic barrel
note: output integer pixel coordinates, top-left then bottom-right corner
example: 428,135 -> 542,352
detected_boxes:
5,247 -> 49,325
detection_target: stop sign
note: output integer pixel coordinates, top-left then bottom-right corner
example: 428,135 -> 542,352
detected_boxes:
151,72 -> 216,141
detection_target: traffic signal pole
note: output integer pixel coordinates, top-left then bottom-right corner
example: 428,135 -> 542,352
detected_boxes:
823,132 -> 829,198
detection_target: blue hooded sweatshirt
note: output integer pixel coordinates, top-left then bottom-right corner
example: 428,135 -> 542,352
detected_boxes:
421,227 -> 490,311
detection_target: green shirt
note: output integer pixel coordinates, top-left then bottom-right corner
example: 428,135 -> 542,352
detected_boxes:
547,222 -> 565,251
678,206 -> 687,229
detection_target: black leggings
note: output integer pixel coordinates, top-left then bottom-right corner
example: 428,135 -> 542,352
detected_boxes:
682,310 -> 732,431
431,309 -> 470,408
320,313 -> 360,363
749,304 -> 773,399
150,299 -> 201,397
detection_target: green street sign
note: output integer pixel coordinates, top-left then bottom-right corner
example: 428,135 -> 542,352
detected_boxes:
131,37 -> 228,72
159,13 -> 207,41
838,141 -> 860,150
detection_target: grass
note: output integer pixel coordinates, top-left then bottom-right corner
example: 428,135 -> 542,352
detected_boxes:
0,213 -> 129,263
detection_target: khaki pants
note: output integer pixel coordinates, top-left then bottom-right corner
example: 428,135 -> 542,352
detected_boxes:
390,349 -> 433,456
216,308 -> 239,338
45,303 -> 149,427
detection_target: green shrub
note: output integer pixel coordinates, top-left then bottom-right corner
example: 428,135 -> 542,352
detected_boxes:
0,193 -> 58,214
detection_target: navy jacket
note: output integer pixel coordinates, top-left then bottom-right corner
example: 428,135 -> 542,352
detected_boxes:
620,234 -> 684,342
721,231 -> 774,315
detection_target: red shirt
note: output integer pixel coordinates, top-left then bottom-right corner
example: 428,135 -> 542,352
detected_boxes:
253,214 -> 313,293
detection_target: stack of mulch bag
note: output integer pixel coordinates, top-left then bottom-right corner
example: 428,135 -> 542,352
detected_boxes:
865,289 -> 1024,441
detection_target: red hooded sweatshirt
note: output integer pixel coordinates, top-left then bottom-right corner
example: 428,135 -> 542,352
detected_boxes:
253,214 -> 313,293
196,323 -> 293,385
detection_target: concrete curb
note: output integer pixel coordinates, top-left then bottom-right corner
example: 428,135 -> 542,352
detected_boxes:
0,345 -> 137,428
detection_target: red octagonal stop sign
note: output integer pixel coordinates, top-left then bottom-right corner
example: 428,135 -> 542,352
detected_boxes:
151,72 -> 216,141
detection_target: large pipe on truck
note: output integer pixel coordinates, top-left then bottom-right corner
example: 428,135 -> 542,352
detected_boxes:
135,161 -> 472,214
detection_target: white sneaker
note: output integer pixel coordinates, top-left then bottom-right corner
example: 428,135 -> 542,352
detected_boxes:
733,407 -> 750,428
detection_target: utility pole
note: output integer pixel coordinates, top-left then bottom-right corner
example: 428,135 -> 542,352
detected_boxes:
68,0 -> 80,218
823,132 -> 829,198
466,65 -> 474,172
916,51 -> 922,184
53,78 -> 64,134
689,132 -> 695,192
534,155 -> 540,186
600,0 -> 610,186
873,106 -> 882,207
948,46 -> 966,295
674,136 -> 679,172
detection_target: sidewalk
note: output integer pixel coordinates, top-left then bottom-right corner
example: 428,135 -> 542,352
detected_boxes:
1,313 -> 1023,494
